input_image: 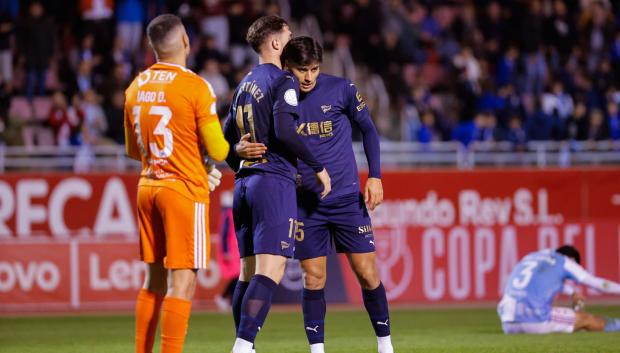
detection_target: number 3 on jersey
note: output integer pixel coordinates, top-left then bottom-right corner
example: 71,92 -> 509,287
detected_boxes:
512,260 -> 538,289
133,105 -> 173,158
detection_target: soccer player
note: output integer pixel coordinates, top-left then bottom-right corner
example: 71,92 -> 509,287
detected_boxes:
498,245 -> 620,334
222,16 -> 331,353
281,37 -> 394,353
124,14 -> 229,353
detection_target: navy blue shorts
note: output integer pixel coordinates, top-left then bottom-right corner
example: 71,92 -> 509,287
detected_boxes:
233,173 -> 297,258
294,192 -> 375,260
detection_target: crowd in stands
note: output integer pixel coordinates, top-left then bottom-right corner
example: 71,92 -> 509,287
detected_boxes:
0,0 -> 619,149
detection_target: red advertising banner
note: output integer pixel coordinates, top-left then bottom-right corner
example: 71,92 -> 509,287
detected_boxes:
340,168 -> 620,304
1,168 -> 619,311
0,242 -> 72,311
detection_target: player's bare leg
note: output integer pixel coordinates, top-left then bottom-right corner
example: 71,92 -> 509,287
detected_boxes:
300,257 -> 328,353
574,311 -> 620,332
348,252 -> 394,353
232,254 -> 287,353
135,263 -> 167,353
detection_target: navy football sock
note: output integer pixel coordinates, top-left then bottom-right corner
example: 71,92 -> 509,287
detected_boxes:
237,275 -> 278,343
232,280 -> 249,332
302,288 -> 326,344
362,282 -> 391,337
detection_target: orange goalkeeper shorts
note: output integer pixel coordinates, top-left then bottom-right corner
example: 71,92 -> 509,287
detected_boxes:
137,185 -> 210,269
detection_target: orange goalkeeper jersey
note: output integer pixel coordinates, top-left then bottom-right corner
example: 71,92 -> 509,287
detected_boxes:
124,62 -> 228,203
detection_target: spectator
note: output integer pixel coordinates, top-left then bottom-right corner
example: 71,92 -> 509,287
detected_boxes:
525,102 -> 553,141
80,89 -> 107,146
587,109 -> 607,141
76,60 -> 94,94
0,1 -> 16,85
580,0 -> 616,73
0,78 -> 10,139
542,81 -> 574,120
199,58 -> 229,111
608,101 -> 620,140
116,0 -> 145,56
227,1 -> 255,69
452,113 -> 485,147
453,46 -> 481,94
496,45 -> 519,88
200,0 -> 229,54
544,0 -> 575,60
567,102 -> 590,141
194,35 -> 227,73
79,0 -> 114,54
523,50 -> 547,95
103,89 -> 124,144
417,110 -> 441,144
324,33 -> 356,82
505,114 -> 527,150
47,91 -> 83,147
17,1 -> 55,100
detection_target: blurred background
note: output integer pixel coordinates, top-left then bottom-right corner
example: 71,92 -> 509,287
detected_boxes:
1,0 -> 620,314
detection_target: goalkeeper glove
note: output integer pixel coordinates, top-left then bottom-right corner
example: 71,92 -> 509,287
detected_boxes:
207,164 -> 222,192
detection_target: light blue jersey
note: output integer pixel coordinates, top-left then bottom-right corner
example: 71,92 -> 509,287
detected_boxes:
498,250 -> 585,323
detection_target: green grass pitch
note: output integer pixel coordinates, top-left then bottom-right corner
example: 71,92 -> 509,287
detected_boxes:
1,306 -> 619,353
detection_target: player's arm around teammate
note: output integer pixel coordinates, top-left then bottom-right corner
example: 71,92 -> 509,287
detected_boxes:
125,14 -> 228,353
222,17 -> 330,353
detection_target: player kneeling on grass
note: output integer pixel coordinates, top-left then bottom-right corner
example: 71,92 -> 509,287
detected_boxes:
498,245 -> 620,334
125,14 -> 228,353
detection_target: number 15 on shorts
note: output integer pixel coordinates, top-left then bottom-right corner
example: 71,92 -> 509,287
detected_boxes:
288,218 -> 304,241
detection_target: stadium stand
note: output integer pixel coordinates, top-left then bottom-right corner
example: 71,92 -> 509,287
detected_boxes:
0,0 -> 619,154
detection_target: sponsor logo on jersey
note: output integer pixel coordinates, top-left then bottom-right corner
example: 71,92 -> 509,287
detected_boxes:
321,105 -> 332,113
355,91 -> 366,111
358,224 -> 373,234
281,241 -> 290,250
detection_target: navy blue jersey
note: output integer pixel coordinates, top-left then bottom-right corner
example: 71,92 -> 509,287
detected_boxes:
224,63 -> 301,181
297,74 -> 381,201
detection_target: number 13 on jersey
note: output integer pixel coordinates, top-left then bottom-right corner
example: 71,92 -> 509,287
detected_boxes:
132,105 -> 174,159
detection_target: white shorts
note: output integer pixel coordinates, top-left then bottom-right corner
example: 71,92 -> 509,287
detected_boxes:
501,307 -> 576,334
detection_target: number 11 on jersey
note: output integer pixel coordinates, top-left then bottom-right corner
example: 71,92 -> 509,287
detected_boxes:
235,103 -> 257,143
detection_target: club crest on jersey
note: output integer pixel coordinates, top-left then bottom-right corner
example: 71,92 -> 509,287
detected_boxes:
321,105 -> 332,113
137,70 -> 151,87
284,89 -> 298,106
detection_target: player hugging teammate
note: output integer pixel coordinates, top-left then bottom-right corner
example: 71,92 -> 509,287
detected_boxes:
224,15 -> 395,353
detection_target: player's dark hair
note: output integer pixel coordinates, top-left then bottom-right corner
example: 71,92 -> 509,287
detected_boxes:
146,14 -> 183,48
556,245 -> 581,264
246,15 -> 288,53
282,36 -> 323,67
